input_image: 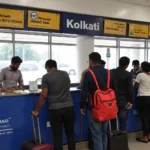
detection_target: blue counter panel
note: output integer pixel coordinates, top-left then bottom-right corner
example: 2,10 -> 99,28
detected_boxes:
0,95 -> 33,150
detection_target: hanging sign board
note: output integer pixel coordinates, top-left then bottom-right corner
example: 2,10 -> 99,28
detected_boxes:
0,8 -> 24,28
129,23 -> 148,38
104,20 -> 126,36
28,10 -> 60,30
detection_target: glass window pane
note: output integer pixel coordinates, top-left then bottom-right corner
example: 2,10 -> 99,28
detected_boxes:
52,36 -> 76,44
120,41 -> 145,48
15,34 -> 48,43
94,39 -> 116,46
0,43 -> 13,71
15,44 -> 49,85
0,33 -> 12,40
148,42 -> 150,48
148,50 -> 150,61
94,47 -> 117,69
52,45 -> 78,83
120,48 -> 144,71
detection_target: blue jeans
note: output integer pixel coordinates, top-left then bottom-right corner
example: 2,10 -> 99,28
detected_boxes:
88,109 -> 108,150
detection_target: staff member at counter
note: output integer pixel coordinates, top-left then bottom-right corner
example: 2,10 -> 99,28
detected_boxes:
0,56 -> 24,91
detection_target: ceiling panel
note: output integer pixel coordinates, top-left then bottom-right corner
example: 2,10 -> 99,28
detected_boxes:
107,0 -> 150,6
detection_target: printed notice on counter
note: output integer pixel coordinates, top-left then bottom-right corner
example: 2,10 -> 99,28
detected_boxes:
29,81 -> 38,91
129,23 -> 148,38
0,117 -> 13,136
28,10 -> 60,30
104,20 -> 126,36
0,8 -> 24,28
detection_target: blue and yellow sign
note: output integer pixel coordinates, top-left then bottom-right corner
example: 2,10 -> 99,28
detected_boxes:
28,10 -> 60,30
0,8 -> 24,28
104,20 -> 126,36
129,23 -> 148,38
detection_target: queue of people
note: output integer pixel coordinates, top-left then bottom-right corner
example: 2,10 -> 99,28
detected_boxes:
0,54 -> 150,150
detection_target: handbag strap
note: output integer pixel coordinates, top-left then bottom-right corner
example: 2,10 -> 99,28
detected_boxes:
89,69 -> 110,90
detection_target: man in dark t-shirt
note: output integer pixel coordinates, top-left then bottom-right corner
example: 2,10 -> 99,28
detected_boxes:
32,59 -> 75,150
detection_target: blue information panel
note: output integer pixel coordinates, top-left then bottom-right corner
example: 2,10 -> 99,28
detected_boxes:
62,13 -> 103,35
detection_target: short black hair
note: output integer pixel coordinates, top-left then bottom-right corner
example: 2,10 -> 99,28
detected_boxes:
89,52 -> 101,64
132,60 -> 140,66
101,60 -> 106,65
11,56 -> 22,64
119,57 -> 130,68
45,59 -> 57,69
141,61 -> 150,72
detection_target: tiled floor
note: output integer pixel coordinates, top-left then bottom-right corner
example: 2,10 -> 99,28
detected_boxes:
80,140 -> 150,150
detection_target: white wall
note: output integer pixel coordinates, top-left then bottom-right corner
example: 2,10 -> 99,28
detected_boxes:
0,0 -> 150,22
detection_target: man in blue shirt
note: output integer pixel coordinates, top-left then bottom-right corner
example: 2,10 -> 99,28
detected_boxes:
80,52 -> 117,150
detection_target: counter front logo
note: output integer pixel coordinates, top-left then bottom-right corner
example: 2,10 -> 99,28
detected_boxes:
28,10 -> 60,30
66,19 -> 100,31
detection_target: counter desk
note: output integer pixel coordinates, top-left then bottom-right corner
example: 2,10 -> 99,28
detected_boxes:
0,88 -> 141,150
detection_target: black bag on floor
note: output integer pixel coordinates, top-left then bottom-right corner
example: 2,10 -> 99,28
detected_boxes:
107,118 -> 128,150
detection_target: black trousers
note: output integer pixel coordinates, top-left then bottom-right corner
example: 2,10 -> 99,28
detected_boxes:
88,127 -> 93,149
138,96 -> 150,136
49,106 -> 76,150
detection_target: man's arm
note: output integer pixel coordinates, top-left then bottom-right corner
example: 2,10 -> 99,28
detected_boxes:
134,73 -> 141,88
18,71 -> 24,89
0,69 -> 5,89
80,72 -> 89,114
32,76 -> 48,117
126,73 -> 134,104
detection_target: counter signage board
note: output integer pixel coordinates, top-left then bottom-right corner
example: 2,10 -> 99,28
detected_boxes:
0,8 -> 24,28
129,23 -> 148,38
28,10 -> 60,30
104,20 -> 126,36
62,13 -> 103,35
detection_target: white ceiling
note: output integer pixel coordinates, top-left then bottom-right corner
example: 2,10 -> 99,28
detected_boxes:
107,0 -> 150,6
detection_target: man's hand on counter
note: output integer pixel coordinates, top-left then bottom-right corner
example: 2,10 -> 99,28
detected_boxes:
80,108 -> 85,115
32,111 -> 39,117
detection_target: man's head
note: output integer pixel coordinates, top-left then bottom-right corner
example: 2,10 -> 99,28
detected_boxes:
45,59 -> 57,72
132,60 -> 140,70
119,57 -> 130,69
141,61 -> 150,73
101,60 -> 106,68
89,52 -> 101,67
11,56 -> 22,70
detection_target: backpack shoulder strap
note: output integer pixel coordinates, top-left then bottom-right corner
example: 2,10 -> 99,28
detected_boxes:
89,69 -> 100,90
107,70 -> 110,88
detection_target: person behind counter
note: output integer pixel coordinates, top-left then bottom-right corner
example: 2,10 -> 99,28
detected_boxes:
113,57 -> 133,132
134,62 -> 150,143
80,52 -> 117,150
32,59 -> 75,150
0,56 -> 23,91
131,60 -> 141,82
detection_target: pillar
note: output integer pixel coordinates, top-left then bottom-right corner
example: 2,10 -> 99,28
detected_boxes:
76,36 -> 94,82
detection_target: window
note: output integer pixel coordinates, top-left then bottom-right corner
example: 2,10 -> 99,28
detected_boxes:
120,40 -> 145,71
120,48 -> 145,71
15,44 -> 49,85
0,43 -> 13,71
52,36 -> 76,44
94,47 -> 117,69
0,32 -> 12,41
94,39 -> 116,46
52,45 -> 78,83
15,34 -> 48,43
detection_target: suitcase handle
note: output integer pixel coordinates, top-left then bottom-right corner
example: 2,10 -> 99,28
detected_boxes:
31,115 -> 42,144
109,118 -> 119,132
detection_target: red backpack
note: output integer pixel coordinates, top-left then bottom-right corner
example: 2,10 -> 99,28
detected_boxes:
89,69 -> 118,121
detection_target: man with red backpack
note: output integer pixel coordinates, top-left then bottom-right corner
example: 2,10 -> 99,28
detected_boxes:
80,52 -> 117,150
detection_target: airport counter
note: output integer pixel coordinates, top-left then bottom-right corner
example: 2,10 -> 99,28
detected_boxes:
0,88 -> 141,150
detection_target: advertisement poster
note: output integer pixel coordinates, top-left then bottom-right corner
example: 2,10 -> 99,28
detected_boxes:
0,8 -> 24,28
104,20 -> 126,36
28,10 -> 60,30
129,23 -> 148,38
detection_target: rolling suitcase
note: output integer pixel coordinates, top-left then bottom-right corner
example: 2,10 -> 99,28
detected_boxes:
108,118 -> 128,150
22,115 -> 53,150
